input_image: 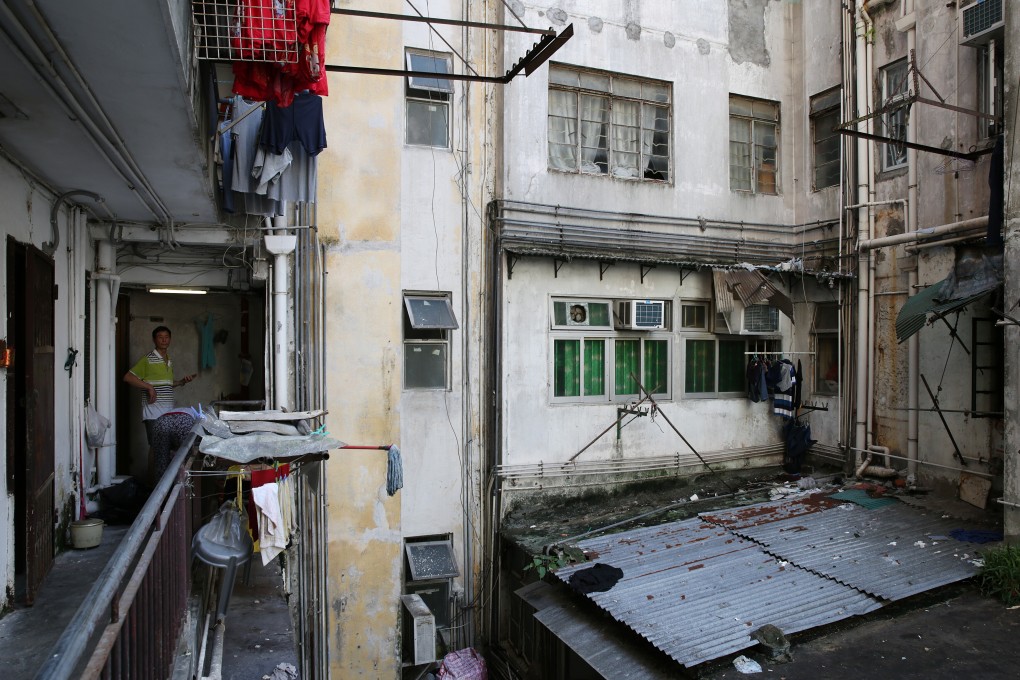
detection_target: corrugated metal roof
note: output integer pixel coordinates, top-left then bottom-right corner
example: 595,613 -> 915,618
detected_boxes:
718,501 -> 992,601
517,581 -> 681,680
544,493 -> 998,669
554,516 -> 881,667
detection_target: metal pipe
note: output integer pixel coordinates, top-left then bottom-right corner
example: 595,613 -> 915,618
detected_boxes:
45,189 -> 104,254
94,241 -> 117,486
846,445 -> 993,477
860,216 -> 989,250
903,230 -> 987,252
904,8 -> 920,486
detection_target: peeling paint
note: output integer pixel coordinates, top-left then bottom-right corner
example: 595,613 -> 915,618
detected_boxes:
547,8 -> 567,25
697,37 -> 711,55
626,22 -> 642,41
588,16 -> 603,34
663,31 -> 676,48
728,0 -> 771,67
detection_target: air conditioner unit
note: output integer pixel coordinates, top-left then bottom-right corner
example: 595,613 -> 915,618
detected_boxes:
717,304 -> 780,335
401,594 -> 436,665
615,300 -> 665,330
960,0 -> 1003,46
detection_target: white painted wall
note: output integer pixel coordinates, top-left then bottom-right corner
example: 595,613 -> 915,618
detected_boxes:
0,154 -> 88,607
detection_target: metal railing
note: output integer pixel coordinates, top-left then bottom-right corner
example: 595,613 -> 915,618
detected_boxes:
36,434 -> 196,680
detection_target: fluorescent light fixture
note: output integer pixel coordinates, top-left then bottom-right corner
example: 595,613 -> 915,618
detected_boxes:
147,287 -> 208,295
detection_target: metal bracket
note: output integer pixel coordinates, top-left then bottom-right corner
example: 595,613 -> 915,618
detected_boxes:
640,264 -> 655,284
554,258 -> 566,278
678,268 -> 692,286
507,254 -> 519,280
599,261 -> 614,280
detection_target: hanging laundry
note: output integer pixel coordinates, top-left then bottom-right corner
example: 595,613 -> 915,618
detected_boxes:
745,357 -> 768,403
252,482 -> 288,565
231,0 -> 298,62
261,94 -> 327,156
386,445 -> 403,496
782,419 -> 816,474
771,359 -> 797,420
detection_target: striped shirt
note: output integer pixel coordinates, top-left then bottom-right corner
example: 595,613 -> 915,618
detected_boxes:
129,349 -> 175,421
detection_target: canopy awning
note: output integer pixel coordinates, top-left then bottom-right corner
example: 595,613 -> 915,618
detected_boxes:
895,278 -> 998,343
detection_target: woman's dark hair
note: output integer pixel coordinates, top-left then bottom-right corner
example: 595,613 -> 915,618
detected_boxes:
152,326 -> 172,340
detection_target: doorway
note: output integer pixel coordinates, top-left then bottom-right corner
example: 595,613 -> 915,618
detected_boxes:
6,238 -> 56,605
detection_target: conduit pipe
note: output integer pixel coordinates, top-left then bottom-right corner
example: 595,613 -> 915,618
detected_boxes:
859,216 -> 989,250
0,5 -> 168,223
265,232 -> 296,411
44,190 -> 104,255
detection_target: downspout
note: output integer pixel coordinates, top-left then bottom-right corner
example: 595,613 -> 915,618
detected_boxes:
265,219 -> 296,411
903,1 -> 919,484
93,240 -> 119,487
854,1 -> 875,455
460,0 -> 476,649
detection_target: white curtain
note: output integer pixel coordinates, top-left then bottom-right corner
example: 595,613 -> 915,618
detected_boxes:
579,94 -> 608,173
611,100 -> 639,177
548,90 -> 578,170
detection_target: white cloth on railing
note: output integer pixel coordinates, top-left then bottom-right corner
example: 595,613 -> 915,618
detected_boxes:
252,482 -> 287,565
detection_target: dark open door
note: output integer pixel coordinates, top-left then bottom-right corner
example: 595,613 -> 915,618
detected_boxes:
8,239 -> 56,605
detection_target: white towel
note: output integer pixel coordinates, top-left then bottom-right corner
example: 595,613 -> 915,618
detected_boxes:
252,482 -> 287,565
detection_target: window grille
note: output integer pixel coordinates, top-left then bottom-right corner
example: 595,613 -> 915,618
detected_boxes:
193,1 -> 299,63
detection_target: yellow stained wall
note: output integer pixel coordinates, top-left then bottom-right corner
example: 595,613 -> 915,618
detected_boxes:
320,2 -> 404,675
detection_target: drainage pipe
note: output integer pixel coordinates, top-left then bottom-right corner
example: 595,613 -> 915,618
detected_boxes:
93,241 -> 119,486
265,232 -> 297,411
854,1 -> 875,456
45,190 -> 104,255
859,216 -> 989,250
904,4 -> 919,485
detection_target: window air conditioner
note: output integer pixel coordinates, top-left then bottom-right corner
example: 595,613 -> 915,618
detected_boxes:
615,300 -> 666,330
960,0 -> 1003,46
401,594 -> 436,665
717,304 -> 780,335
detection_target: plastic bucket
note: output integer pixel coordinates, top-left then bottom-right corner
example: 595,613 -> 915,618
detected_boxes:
70,518 -> 105,549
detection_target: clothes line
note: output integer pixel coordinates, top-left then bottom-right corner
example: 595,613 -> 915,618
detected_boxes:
743,351 -> 815,355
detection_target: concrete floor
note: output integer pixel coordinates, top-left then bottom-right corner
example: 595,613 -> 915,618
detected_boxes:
0,525 -> 129,680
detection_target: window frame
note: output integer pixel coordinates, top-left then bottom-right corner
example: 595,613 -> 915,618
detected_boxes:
971,315 -> 1004,418
549,297 -> 615,331
810,87 -> 841,190
881,59 -> 909,171
547,63 -> 673,183
403,291 -> 456,391
812,303 -> 840,396
976,41 -> 1003,140
729,95 -> 781,195
682,330 -> 781,399
405,49 -> 454,149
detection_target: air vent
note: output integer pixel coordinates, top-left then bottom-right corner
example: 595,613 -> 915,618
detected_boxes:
960,0 -> 1004,47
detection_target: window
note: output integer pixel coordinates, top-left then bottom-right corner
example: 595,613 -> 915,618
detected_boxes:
681,302 -> 710,330
715,304 -> 780,335
810,88 -> 841,190
729,96 -> 780,194
405,50 -> 453,148
403,293 -> 457,389
547,64 -> 671,181
971,316 -> 1003,417
881,59 -> 909,170
813,304 -> 840,395
550,298 -> 671,402
976,41 -> 1003,139
684,336 -> 781,396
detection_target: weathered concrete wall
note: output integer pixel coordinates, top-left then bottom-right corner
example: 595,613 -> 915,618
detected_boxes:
864,0 -> 1002,489
502,1 -> 799,226
318,0 -> 493,672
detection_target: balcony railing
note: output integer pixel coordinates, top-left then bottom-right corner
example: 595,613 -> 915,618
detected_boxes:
36,435 -> 196,680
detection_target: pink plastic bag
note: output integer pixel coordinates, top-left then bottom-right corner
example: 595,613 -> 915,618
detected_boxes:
436,648 -> 487,680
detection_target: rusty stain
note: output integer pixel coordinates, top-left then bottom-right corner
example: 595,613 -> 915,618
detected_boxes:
689,564 -> 705,571
647,594 -> 654,600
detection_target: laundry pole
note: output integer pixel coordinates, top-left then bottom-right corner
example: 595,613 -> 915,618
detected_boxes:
94,239 -> 119,486
265,231 -> 297,411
